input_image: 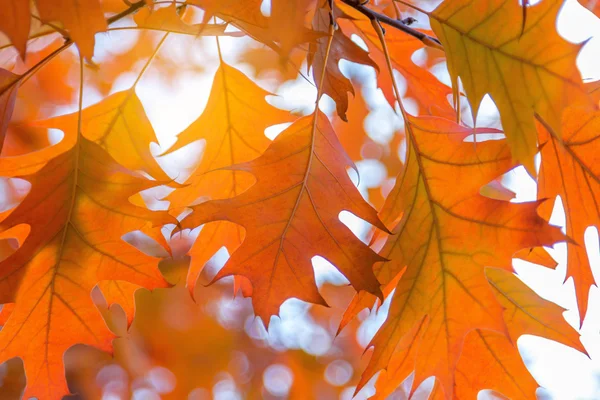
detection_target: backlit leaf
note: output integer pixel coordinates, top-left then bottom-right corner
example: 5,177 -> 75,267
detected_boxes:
0,69 -> 19,153
0,0 -> 30,58
430,0 -> 590,173
309,1 -> 379,121
37,0 -> 108,59
164,62 -> 293,298
361,114 -> 563,397
0,136 -> 171,399
34,90 -> 171,182
179,111 -> 387,324
538,107 -> 600,323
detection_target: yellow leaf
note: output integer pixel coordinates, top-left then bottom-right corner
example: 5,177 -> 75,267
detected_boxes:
430,0 -> 590,174
35,91 -> 171,182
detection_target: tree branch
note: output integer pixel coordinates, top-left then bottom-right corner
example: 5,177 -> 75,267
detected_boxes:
107,0 -> 147,24
2,1 -> 150,96
340,0 -> 443,50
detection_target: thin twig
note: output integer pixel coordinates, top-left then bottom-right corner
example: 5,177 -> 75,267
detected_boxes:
19,40 -> 73,85
340,0 -> 443,50
5,0 -> 151,93
106,0 -> 147,24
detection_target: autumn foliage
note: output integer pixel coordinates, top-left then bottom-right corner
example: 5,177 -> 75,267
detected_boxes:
0,0 -> 597,399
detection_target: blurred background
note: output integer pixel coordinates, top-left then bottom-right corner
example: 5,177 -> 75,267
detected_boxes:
1,0 -> 600,399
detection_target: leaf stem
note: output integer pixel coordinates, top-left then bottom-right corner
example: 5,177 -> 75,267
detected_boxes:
14,0 -> 150,88
370,19 -> 407,117
77,55 -> 85,139
132,33 -> 169,89
315,19 -> 336,104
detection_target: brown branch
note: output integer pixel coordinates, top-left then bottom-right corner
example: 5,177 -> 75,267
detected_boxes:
106,0 -> 147,24
340,0 -> 443,50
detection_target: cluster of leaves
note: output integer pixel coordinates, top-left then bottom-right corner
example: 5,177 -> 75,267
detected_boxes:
0,0 -> 598,399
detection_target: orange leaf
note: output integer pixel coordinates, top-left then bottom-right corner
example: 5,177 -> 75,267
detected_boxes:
269,0 -> 323,57
372,326 -> 538,400
179,111 -> 387,324
514,247 -> 558,269
0,69 -> 20,154
0,137 -> 171,399
37,0 -> 108,59
339,9 -> 453,117
579,0 -> 600,17
486,268 -> 584,353
309,1 -> 378,121
431,268 -> 585,398
451,329 -> 538,400
164,62 -> 293,298
368,316 -> 425,400
371,225 -> 572,400
0,0 -> 30,59
0,303 -> 14,326
538,107 -> 600,322
190,0 -> 273,46
97,280 -> 140,327
361,115 -> 563,398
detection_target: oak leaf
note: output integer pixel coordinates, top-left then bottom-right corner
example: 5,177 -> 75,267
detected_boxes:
339,8 -> 453,117
34,90 -> 171,182
0,0 -> 30,59
269,0 -> 324,57
537,107 -> 600,322
97,280 -> 140,327
309,1 -> 379,121
360,114 -> 563,397
178,111 -> 387,323
189,0 -> 274,46
514,246 -> 558,270
486,268 -> 584,352
0,136 -> 171,399
163,62 -> 293,298
436,268 -> 585,399
429,0 -> 590,173
37,0 -> 108,59
447,329 -> 538,400
371,267 -> 583,399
